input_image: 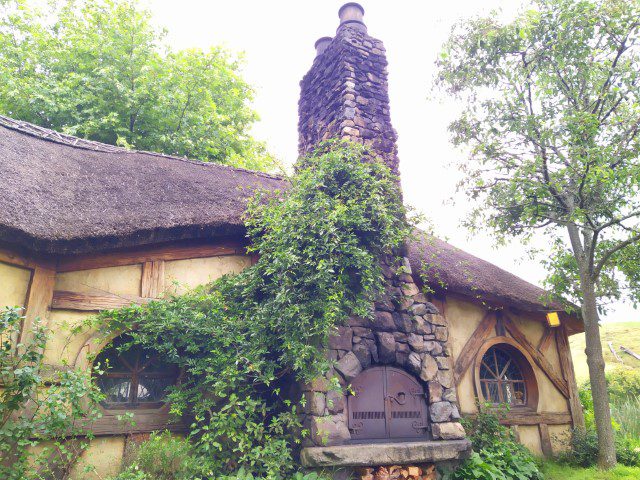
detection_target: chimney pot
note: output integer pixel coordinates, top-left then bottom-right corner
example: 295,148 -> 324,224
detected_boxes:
338,2 -> 366,32
314,36 -> 333,57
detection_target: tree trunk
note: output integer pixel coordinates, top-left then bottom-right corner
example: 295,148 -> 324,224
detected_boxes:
579,275 -> 617,469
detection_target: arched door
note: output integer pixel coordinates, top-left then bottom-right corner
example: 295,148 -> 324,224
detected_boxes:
347,366 -> 428,441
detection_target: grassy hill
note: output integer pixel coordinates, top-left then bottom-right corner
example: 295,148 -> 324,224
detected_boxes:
569,321 -> 640,384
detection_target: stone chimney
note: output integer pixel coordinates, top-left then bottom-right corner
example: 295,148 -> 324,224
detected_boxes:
298,2 -> 399,176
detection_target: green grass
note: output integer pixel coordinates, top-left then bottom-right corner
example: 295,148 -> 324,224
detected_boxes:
570,321 -> 640,383
541,461 -> 640,480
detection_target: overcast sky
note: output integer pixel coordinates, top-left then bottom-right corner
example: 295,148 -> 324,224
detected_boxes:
146,0 -> 637,323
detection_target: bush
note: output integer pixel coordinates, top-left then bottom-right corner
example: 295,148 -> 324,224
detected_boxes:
558,427 -> 640,468
114,431 -> 210,480
443,407 -> 543,480
111,434 -> 327,480
606,369 -> 640,404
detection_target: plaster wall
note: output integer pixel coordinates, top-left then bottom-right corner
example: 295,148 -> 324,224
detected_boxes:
164,255 -> 251,294
0,261 -> 31,308
27,251 -> 252,477
446,295 -> 572,455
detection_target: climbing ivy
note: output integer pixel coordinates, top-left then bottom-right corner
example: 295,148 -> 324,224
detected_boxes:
93,141 -> 412,478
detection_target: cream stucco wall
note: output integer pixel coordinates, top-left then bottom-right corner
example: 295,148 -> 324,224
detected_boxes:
0,261 -> 32,309
55,264 -> 143,296
47,252 -> 252,475
445,295 -> 573,456
164,255 -> 252,294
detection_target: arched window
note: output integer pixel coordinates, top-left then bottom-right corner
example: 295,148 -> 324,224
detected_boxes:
479,345 -> 527,407
94,336 -> 179,409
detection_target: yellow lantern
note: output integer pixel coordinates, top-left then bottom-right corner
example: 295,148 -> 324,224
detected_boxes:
546,311 -> 561,327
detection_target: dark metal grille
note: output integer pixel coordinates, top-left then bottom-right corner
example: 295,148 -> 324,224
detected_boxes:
480,345 -> 527,406
353,411 -> 385,420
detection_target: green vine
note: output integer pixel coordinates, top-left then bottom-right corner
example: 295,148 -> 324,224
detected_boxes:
92,141 -> 412,478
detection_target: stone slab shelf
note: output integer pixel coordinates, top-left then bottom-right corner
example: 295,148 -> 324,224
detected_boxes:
300,439 -> 472,468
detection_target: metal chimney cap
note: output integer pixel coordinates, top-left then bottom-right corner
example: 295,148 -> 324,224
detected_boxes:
314,36 -> 333,56
338,2 -> 365,21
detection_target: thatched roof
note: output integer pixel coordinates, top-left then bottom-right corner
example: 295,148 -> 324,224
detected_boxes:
0,116 -> 285,254
0,116 -> 569,316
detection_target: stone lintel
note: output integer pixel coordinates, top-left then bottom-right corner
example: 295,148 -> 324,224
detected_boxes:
300,439 -> 472,467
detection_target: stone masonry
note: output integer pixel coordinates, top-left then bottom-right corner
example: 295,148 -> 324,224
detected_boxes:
301,254 -> 465,446
297,4 -> 465,450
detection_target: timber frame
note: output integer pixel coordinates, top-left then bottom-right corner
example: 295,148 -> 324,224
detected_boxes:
1,238 -> 248,436
452,306 -> 585,455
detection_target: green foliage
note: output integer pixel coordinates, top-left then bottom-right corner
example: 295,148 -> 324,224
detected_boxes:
606,369 -> 640,403
436,0 -> 640,307
557,427 -> 640,468
541,460 -> 640,480
0,306 -> 104,480
95,142 -> 411,478
113,431 -> 210,480
579,370 -> 640,440
0,0 -> 275,170
443,407 -> 542,480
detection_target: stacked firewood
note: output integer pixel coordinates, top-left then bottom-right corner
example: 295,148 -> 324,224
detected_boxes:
356,464 -> 436,480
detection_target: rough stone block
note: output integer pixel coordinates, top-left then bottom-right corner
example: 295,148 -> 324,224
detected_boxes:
429,313 -> 448,326
373,311 -> 395,331
407,352 -> 422,374
434,326 -> 448,342
328,326 -> 353,350
311,416 -> 351,446
410,303 -> 428,316
437,369 -> 454,389
326,389 -> 346,414
412,316 -> 432,335
431,422 -> 466,440
353,342 -> 372,369
305,391 -> 326,416
376,332 -> 396,364
335,351 -> 362,382
401,283 -> 419,296
393,313 -> 413,333
436,356 -> 452,370
430,401 -> 453,422
428,381 -> 443,403
420,355 -> 438,382
408,333 -> 426,353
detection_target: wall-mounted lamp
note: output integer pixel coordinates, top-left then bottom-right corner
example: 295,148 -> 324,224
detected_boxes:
546,311 -> 561,327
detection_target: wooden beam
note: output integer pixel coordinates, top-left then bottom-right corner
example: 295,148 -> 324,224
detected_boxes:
503,315 -> 570,399
52,290 -> 152,311
539,423 -> 554,457
537,327 -> 554,354
141,261 -> 165,298
555,326 -> 585,429
621,345 -> 640,361
19,266 -> 56,346
454,312 -> 497,385
57,239 -> 245,272
0,246 -> 55,270
468,411 -> 572,426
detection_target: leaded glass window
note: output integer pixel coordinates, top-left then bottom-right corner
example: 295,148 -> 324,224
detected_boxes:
94,336 -> 178,409
479,345 -> 527,406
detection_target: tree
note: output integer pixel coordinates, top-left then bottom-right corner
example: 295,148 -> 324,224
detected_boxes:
436,0 -> 640,468
0,0 -> 276,171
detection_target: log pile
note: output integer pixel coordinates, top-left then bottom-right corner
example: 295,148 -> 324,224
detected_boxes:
356,464 -> 436,480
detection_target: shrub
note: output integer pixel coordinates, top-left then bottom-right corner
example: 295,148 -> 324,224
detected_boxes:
558,427 -> 640,468
115,431 -> 210,480
606,369 -> 640,404
443,407 -> 543,480
611,394 -> 640,441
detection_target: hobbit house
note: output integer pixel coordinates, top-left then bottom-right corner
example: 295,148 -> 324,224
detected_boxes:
0,3 -> 585,479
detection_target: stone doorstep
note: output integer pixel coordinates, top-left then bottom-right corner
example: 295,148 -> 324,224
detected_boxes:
300,439 -> 472,468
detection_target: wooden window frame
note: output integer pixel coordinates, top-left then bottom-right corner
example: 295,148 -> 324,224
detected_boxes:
474,336 -> 539,412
